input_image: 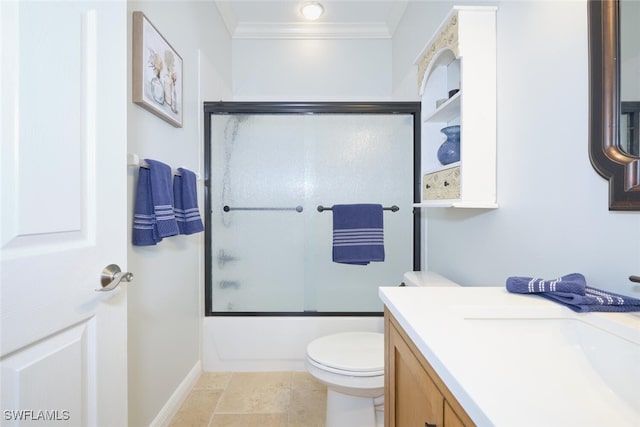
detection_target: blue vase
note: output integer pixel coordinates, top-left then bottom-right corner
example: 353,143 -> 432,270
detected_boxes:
437,125 -> 461,165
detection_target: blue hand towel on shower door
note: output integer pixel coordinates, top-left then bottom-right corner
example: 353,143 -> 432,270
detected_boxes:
332,204 -> 384,265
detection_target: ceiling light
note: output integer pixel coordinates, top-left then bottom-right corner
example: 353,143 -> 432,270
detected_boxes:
301,2 -> 324,20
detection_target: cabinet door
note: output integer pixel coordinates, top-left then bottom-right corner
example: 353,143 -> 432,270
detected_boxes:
389,322 -> 444,427
444,400 -> 466,427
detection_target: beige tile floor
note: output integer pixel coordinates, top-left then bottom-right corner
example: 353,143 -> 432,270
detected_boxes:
169,372 -> 327,427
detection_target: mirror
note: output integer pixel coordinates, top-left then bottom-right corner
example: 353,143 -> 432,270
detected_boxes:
588,0 -> 640,210
620,0 -> 639,157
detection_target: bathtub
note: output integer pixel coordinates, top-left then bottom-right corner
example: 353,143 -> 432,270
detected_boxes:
202,315 -> 383,371
202,272 -> 464,371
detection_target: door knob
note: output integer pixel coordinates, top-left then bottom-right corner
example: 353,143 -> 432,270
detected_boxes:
96,264 -> 134,292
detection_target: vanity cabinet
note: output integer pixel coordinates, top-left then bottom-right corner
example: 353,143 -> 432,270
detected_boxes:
415,6 -> 497,208
385,309 -> 475,427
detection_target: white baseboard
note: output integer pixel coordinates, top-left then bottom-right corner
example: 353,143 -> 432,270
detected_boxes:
150,360 -> 202,427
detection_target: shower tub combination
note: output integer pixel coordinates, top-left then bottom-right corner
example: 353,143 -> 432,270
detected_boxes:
202,102 -> 420,371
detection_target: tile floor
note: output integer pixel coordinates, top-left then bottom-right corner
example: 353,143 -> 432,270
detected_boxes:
169,371 -> 327,427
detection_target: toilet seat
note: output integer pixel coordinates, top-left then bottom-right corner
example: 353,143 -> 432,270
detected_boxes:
306,332 -> 384,377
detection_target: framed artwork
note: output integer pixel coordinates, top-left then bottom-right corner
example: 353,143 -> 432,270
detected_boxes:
132,11 -> 183,128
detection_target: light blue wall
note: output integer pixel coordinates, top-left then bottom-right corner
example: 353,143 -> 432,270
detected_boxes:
232,38 -> 393,101
126,2 -> 231,426
393,0 -> 640,294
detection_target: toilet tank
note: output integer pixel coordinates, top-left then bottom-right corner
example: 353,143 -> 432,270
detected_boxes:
402,271 -> 460,287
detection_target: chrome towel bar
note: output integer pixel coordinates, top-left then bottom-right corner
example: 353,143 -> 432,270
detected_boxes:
317,205 -> 399,212
223,205 -> 304,213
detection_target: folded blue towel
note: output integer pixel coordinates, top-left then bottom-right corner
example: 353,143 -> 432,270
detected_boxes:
506,273 -> 586,295
506,273 -> 640,312
332,204 -> 384,265
145,159 -> 179,239
540,287 -> 640,312
173,168 -> 204,235
132,166 -> 159,246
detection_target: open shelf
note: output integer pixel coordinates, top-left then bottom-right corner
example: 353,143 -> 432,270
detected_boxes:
423,92 -> 461,123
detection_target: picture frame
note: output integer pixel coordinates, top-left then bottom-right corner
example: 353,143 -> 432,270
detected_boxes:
132,11 -> 183,128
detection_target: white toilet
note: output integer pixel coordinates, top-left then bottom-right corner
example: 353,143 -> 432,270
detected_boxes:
305,331 -> 384,427
305,271 -> 460,427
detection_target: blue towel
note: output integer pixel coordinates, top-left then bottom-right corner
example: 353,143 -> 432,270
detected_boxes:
506,273 -> 640,312
132,166 -> 159,246
146,159 -> 179,239
506,273 -> 586,295
173,168 -> 204,235
541,287 -> 640,313
132,159 -> 179,246
332,204 -> 384,265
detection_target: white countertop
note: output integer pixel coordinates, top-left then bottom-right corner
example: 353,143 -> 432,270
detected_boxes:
379,285 -> 640,427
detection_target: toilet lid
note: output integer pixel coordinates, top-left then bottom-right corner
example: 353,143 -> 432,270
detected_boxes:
306,332 -> 384,374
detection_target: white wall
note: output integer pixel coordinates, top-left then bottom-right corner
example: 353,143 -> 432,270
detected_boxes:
232,38 -> 392,101
392,1 -> 451,100
126,2 -> 231,426
393,0 -> 640,294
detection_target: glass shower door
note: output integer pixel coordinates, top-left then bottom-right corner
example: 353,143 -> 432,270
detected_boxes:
208,108 -> 416,314
210,114 -> 307,312
301,114 -> 414,312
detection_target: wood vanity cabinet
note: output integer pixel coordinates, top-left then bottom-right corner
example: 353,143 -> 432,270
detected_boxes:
385,309 -> 474,427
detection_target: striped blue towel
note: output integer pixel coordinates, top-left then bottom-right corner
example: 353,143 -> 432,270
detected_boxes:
506,274 -> 640,312
146,159 -> 179,239
332,204 -> 384,265
132,166 -> 158,246
541,287 -> 640,312
132,159 -> 179,246
506,273 -> 586,295
173,168 -> 204,235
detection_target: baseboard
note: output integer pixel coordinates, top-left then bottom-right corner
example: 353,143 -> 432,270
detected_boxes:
149,360 -> 202,427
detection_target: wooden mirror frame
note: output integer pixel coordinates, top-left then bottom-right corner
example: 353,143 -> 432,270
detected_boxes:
589,0 -> 640,210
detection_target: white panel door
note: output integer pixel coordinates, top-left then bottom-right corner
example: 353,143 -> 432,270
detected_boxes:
1,1 -> 128,426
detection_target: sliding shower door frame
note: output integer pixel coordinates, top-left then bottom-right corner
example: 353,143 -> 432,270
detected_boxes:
203,102 -> 421,317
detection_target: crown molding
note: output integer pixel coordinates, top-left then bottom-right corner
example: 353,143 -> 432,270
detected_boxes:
214,1 -> 408,40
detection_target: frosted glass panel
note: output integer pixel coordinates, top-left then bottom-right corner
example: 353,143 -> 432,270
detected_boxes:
210,112 -> 414,313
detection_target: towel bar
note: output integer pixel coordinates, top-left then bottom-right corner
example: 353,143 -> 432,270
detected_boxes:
223,205 -> 304,213
317,205 -> 399,212
127,153 -> 200,179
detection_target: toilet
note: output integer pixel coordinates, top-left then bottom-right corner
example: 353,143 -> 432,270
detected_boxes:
305,271 -> 460,427
305,331 -> 385,427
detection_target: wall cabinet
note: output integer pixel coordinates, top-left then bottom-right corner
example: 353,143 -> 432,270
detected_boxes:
385,309 -> 475,427
415,6 -> 497,208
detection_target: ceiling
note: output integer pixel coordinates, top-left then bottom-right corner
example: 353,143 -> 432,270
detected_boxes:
214,0 -> 409,39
